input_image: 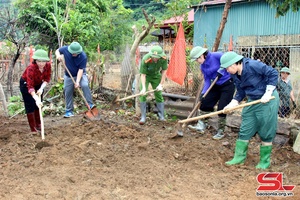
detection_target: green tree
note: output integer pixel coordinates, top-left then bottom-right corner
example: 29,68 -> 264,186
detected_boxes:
267,0 -> 300,16
0,6 -> 31,97
15,0 -> 133,55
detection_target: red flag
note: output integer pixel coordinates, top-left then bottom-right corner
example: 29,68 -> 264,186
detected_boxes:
166,22 -> 186,85
228,35 -> 233,51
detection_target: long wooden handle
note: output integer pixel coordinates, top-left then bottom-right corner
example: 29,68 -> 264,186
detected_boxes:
182,76 -> 219,128
186,77 -> 219,119
116,89 -> 156,102
38,94 -> 45,140
178,96 -> 275,124
62,61 -> 91,110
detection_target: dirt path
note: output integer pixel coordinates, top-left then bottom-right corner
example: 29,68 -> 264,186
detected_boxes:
0,111 -> 299,200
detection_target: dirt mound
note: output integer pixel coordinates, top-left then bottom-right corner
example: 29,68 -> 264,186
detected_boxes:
0,112 -> 299,199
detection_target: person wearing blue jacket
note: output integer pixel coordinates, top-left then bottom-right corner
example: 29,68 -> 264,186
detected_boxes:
221,51 -> 279,169
55,42 -> 95,118
189,46 -> 235,140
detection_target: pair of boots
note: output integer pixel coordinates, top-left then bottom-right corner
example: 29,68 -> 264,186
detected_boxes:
139,102 -> 165,125
226,140 -> 273,169
26,109 -> 41,133
188,116 -> 226,140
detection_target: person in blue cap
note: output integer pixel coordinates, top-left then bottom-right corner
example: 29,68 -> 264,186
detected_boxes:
55,42 -> 95,118
221,51 -> 279,169
189,46 -> 235,140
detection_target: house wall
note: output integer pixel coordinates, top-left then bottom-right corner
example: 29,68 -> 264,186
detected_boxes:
193,0 -> 300,49
193,0 -> 300,102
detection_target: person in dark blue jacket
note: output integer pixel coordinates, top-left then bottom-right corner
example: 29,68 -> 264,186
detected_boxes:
221,51 -> 279,169
55,42 -> 95,118
189,46 -> 235,140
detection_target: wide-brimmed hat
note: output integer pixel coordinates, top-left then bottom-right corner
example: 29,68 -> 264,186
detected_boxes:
68,42 -> 83,54
32,49 -> 50,61
149,46 -> 166,58
220,51 -> 243,68
190,46 -> 208,62
280,67 -> 290,74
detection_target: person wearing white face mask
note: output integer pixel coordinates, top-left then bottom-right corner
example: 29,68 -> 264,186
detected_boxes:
20,49 -> 51,134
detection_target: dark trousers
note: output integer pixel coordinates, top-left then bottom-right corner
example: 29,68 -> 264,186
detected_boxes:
279,106 -> 291,118
200,79 -> 235,118
20,78 -> 42,114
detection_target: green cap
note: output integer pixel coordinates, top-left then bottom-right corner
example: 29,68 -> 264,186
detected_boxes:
32,49 -> 50,61
280,67 -> 290,74
220,51 -> 243,68
190,46 -> 208,62
149,46 -> 166,58
68,42 -> 83,54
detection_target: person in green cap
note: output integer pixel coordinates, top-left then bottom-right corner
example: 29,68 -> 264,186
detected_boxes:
55,42 -> 95,118
188,46 -> 235,140
139,45 -> 168,125
20,49 -> 51,134
277,67 -> 296,117
221,51 -> 279,169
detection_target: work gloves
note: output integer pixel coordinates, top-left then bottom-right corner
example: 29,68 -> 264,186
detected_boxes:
32,94 -> 43,107
223,99 -> 239,114
36,82 -> 47,96
156,84 -> 163,91
261,85 -> 275,103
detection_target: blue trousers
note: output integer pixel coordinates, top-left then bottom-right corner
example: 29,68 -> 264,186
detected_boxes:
63,74 -> 94,112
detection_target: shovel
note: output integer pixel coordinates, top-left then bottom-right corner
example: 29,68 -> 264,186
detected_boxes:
62,61 -> 101,121
178,96 -> 275,124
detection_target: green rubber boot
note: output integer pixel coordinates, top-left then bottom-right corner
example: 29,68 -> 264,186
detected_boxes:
225,140 -> 249,165
256,145 -> 272,169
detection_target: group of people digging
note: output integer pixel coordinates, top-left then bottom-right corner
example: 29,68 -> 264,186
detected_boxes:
20,44 -> 292,169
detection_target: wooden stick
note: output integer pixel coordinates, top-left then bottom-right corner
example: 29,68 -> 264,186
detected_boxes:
38,94 -> 45,140
178,96 -> 275,124
116,89 -> 156,102
181,76 -> 219,128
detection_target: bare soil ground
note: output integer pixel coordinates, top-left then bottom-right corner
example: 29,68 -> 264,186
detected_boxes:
0,109 -> 300,200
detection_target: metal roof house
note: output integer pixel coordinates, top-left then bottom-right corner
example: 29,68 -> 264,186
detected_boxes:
191,0 -> 300,71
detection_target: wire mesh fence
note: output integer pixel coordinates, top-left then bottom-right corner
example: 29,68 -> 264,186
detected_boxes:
0,38 -> 299,120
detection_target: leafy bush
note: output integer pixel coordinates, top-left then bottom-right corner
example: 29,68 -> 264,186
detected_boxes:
7,95 -> 25,116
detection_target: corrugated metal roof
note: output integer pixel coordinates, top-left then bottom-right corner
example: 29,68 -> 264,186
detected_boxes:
198,0 -> 246,6
191,0 -> 254,7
